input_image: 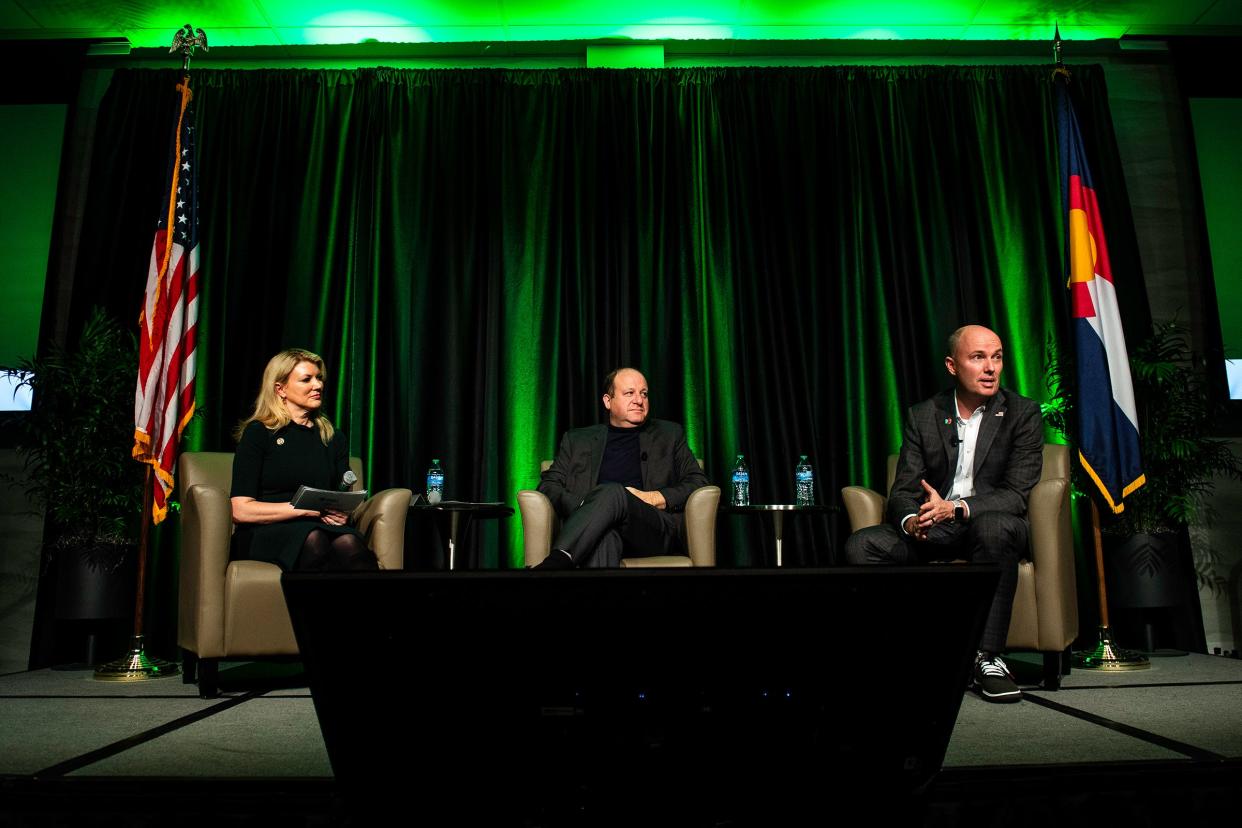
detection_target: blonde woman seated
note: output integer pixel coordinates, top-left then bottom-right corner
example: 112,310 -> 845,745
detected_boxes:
230,348 -> 377,571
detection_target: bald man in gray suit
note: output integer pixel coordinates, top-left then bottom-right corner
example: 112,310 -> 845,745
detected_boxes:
845,325 -> 1043,703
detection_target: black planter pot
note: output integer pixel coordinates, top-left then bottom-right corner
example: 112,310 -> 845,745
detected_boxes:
1104,530 -> 1206,654
53,541 -> 138,621
49,541 -> 138,665
1105,533 -> 1184,609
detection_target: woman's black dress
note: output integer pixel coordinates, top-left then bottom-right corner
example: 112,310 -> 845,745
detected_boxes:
230,420 -> 365,570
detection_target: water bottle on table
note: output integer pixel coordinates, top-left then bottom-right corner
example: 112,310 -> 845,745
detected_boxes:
426,459 -> 445,505
795,455 -> 814,506
731,454 -> 750,506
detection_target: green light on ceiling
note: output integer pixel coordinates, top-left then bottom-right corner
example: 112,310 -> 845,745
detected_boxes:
97,1 -> 1134,48
849,28 -> 901,39
305,10 -> 428,44
616,18 -> 734,41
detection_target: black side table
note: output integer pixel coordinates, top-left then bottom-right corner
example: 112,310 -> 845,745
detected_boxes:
409,500 -> 514,570
718,504 -> 836,567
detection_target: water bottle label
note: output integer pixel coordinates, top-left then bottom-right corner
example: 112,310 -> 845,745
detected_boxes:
796,464 -> 813,505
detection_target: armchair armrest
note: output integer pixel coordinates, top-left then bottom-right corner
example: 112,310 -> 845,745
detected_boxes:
178,483 -> 233,658
1026,477 -> 1078,649
354,487 -> 413,570
684,485 -> 720,567
841,486 -> 885,532
517,489 -> 555,567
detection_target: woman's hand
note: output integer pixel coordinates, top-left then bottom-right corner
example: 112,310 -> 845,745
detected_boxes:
320,508 -> 350,526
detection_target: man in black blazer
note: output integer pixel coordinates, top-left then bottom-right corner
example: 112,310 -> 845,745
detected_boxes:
534,367 -> 708,568
845,325 -> 1044,702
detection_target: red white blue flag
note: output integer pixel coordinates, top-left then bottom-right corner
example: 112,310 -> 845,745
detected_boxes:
1055,75 -> 1145,513
133,74 -> 199,524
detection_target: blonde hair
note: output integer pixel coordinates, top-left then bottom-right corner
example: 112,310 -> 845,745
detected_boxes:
234,348 -> 335,445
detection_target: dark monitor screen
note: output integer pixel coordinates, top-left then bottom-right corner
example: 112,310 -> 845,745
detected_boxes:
283,566 -> 998,820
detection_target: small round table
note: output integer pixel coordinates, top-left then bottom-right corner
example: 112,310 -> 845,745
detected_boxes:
718,504 -> 836,567
409,500 -> 514,570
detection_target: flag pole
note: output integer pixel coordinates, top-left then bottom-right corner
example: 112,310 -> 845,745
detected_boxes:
95,24 -> 208,682
1071,497 -> 1149,670
1051,22 -> 1149,671
96,469 -> 179,680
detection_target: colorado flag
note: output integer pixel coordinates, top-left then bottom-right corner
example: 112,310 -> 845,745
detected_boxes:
1056,76 -> 1145,513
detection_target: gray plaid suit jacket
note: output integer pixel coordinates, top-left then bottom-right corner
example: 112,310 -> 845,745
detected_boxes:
885,388 -> 1044,528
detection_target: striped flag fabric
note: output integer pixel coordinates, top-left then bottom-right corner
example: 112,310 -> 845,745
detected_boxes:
1055,74 -> 1145,513
133,74 -> 200,524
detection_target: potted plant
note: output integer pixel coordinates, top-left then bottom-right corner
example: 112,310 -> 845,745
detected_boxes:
2,307 -> 146,626
1044,321 -> 1242,648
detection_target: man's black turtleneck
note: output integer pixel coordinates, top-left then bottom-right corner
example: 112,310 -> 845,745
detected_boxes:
598,422 -> 645,489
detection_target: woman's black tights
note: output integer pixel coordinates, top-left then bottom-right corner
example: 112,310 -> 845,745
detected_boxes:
294,529 -> 379,571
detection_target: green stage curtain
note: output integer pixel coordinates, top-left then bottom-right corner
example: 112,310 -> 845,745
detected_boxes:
69,65 -> 1148,581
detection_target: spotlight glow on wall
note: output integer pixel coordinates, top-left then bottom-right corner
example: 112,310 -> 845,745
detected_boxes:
615,18 -> 734,41
304,10 -> 429,44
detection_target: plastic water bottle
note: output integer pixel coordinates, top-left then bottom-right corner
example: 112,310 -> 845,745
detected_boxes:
731,455 -> 750,506
426,459 -> 445,504
795,455 -> 814,506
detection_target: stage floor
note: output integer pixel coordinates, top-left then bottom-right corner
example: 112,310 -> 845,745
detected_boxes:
1,651 -> 1240,825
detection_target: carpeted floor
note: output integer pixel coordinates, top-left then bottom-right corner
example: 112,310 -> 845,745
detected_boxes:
1,651 -> 1239,825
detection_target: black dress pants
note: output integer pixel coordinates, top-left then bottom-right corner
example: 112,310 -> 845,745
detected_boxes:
844,512 -> 1027,653
553,483 -> 679,568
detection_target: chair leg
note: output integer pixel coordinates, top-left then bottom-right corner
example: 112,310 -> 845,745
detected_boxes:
198,659 -> 219,698
1042,651 -> 1063,690
182,649 -> 198,684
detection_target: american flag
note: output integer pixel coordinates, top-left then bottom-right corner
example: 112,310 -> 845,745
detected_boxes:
133,74 -> 200,524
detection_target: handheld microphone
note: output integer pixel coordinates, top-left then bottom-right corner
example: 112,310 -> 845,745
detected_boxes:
340,470 -> 358,491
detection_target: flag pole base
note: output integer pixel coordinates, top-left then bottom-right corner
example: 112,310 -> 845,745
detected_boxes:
1071,626 -> 1150,671
94,634 -> 180,682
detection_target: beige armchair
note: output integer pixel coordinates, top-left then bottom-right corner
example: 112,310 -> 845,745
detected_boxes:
840,444 -> 1078,688
519,461 -> 720,568
177,451 -> 411,697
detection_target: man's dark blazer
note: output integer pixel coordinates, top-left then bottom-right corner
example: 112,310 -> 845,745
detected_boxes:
886,388 -> 1044,528
538,418 -> 708,535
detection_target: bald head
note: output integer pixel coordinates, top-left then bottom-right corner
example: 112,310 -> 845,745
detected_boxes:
945,326 -> 1004,409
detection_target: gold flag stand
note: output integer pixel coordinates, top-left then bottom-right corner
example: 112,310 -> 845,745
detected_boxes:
1072,498 -> 1149,671
95,467 -> 179,681
94,635 -> 178,682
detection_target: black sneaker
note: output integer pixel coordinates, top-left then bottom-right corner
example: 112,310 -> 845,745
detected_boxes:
971,652 -> 1022,703
531,549 -> 575,570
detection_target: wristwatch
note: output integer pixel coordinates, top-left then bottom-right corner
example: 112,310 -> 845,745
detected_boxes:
954,500 -> 965,522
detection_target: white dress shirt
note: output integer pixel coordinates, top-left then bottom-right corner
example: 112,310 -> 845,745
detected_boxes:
900,392 -> 984,534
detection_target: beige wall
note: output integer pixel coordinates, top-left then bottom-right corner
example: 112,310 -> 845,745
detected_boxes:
0,449 -> 43,674
1105,56 -> 1242,653
1190,442 -> 1242,655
